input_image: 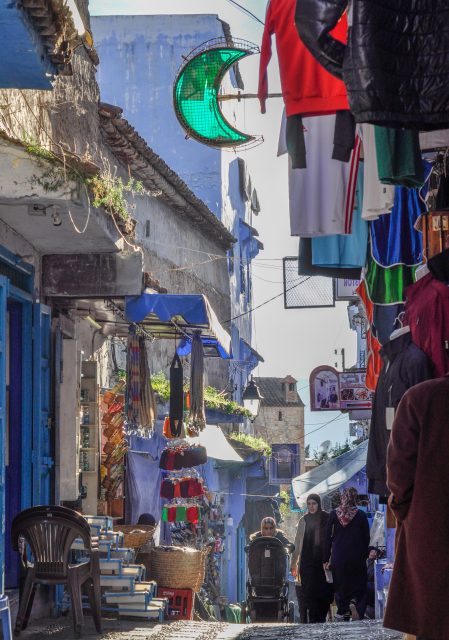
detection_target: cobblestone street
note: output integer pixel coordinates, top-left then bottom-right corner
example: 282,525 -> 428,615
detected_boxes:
14,619 -> 404,640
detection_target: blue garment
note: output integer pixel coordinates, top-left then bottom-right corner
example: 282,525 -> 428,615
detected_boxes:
312,170 -> 368,268
372,303 -> 404,345
369,162 -> 431,268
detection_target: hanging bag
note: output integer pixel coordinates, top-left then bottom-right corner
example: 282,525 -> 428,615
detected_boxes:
169,352 -> 184,438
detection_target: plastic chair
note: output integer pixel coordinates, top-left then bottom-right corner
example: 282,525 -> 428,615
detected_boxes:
0,594 -> 12,640
11,505 -> 102,637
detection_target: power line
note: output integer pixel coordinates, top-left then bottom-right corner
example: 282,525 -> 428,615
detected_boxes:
223,0 -> 265,25
224,276 -> 312,323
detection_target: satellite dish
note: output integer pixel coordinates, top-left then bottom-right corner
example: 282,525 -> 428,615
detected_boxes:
319,440 -> 331,455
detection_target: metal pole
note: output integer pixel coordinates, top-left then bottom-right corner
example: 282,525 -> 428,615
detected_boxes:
217,91 -> 283,102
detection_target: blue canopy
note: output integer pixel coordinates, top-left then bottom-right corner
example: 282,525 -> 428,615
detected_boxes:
125,293 -> 232,358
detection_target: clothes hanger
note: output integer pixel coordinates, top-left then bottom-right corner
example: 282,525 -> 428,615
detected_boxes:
415,263 -> 430,281
389,311 -> 411,341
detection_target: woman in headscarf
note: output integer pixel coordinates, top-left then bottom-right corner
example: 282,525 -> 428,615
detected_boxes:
250,516 -> 295,552
290,494 -> 333,623
323,487 -> 370,622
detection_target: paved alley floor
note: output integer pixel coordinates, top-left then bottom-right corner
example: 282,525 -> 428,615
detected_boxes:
11,618 -> 405,640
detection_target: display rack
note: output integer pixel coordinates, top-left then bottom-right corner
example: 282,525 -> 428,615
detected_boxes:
80,360 -> 99,514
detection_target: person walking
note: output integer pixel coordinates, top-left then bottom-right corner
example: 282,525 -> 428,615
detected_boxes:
323,487 -> 370,621
291,494 -> 333,623
384,376 -> 449,640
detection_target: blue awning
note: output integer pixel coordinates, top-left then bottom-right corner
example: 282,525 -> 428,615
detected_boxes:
125,293 -> 232,358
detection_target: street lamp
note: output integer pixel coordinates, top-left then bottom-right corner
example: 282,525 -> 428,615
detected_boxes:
242,377 -> 263,421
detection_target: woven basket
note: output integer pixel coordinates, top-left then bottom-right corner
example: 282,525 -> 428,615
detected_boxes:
113,524 -> 155,550
149,545 -> 209,592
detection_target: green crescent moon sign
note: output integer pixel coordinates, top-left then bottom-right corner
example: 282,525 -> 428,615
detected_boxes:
173,39 -> 259,148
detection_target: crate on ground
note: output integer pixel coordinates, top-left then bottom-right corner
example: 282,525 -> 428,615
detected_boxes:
157,587 -> 194,621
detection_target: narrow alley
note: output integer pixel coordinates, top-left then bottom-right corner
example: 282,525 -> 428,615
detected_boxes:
15,619 -> 404,640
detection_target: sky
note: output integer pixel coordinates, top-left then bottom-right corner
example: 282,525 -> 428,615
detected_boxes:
90,0 -> 355,449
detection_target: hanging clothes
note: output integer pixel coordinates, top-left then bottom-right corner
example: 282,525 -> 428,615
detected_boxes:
356,279 -> 383,391
258,0 -> 348,117
366,332 -> 433,497
405,271 -> 449,377
372,304 -> 405,346
364,254 -> 417,306
374,127 -> 425,188
360,125 -> 395,221
369,173 -> 429,268
299,237 -> 362,280
279,112 -> 361,237
295,0 -> 449,130
311,165 -> 368,269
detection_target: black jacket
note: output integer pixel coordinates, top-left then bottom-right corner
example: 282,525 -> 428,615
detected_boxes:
367,332 -> 433,496
295,0 -> 449,129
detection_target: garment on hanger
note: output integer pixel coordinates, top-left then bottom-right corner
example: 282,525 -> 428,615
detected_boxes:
258,0 -> 348,117
361,124 -> 395,221
369,174 -> 429,267
374,127 -> 425,188
419,129 -> 449,151
279,112 -> 361,237
298,237 -> 362,279
364,253 -> 418,305
367,332 -> 433,497
295,0 -> 449,130
311,166 -> 368,268
355,279 -> 383,390
405,271 -> 449,377
372,304 -> 405,346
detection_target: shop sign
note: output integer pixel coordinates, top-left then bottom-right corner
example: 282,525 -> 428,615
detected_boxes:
335,278 -> 361,301
309,366 -> 373,411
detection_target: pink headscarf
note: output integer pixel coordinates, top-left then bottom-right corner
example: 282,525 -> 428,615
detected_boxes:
335,487 -> 359,526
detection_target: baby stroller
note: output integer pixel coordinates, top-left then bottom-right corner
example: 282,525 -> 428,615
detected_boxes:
241,536 -> 294,623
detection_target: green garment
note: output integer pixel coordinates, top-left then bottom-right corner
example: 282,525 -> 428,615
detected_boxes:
365,254 -> 418,305
224,604 -> 241,624
175,506 -> 187,522
374,127 -> 424,188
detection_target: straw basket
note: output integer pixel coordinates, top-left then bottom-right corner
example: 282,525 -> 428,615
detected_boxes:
113,525 -> 155,550
149,546 -> 209,592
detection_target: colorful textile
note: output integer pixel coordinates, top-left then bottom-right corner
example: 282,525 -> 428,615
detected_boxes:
312,166 -> 368,268
335,488 -> 359,527
259,0 -> 348,117
356,279 -> 383,390
405,272 -> 449,377
279,112 -> 361,237
369,188 -> 424,267
364,254 -> 417,305
374,127 -> 425,188
372,304 -> 405,346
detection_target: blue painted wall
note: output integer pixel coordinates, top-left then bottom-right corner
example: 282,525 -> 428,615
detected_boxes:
0,3 -> 54,89
92,14 -> 225,216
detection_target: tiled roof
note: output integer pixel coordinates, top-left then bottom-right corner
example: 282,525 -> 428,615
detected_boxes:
254,376 -> 305,408
99,103 -> 236,250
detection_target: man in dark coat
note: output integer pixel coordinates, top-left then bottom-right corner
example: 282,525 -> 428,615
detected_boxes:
295,0 -> 449,129
385,375 -> 449,639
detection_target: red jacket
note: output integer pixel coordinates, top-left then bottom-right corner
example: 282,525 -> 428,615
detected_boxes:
258,0 -> 349,117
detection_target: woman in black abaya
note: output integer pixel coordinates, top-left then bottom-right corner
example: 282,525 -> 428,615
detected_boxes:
291,494 -> 333,623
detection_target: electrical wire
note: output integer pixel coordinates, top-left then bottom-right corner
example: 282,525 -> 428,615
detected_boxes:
222,0 -> 265,25
224,276 -> 312,323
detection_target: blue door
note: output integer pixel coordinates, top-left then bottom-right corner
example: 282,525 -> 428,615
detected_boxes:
32,303 -> 52,505
0,276 -> 8,592
237,524 -> 247,602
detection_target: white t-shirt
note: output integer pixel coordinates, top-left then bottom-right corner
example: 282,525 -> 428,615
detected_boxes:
361,124 -> 394,221
278,111 -> 360,237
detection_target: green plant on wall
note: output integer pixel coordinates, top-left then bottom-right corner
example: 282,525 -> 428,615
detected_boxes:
229,432 -> 272,456
87,174 -> 145,221
24,141 -> 144,221
279,489 -> 290,519
150,371 -> 252,417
